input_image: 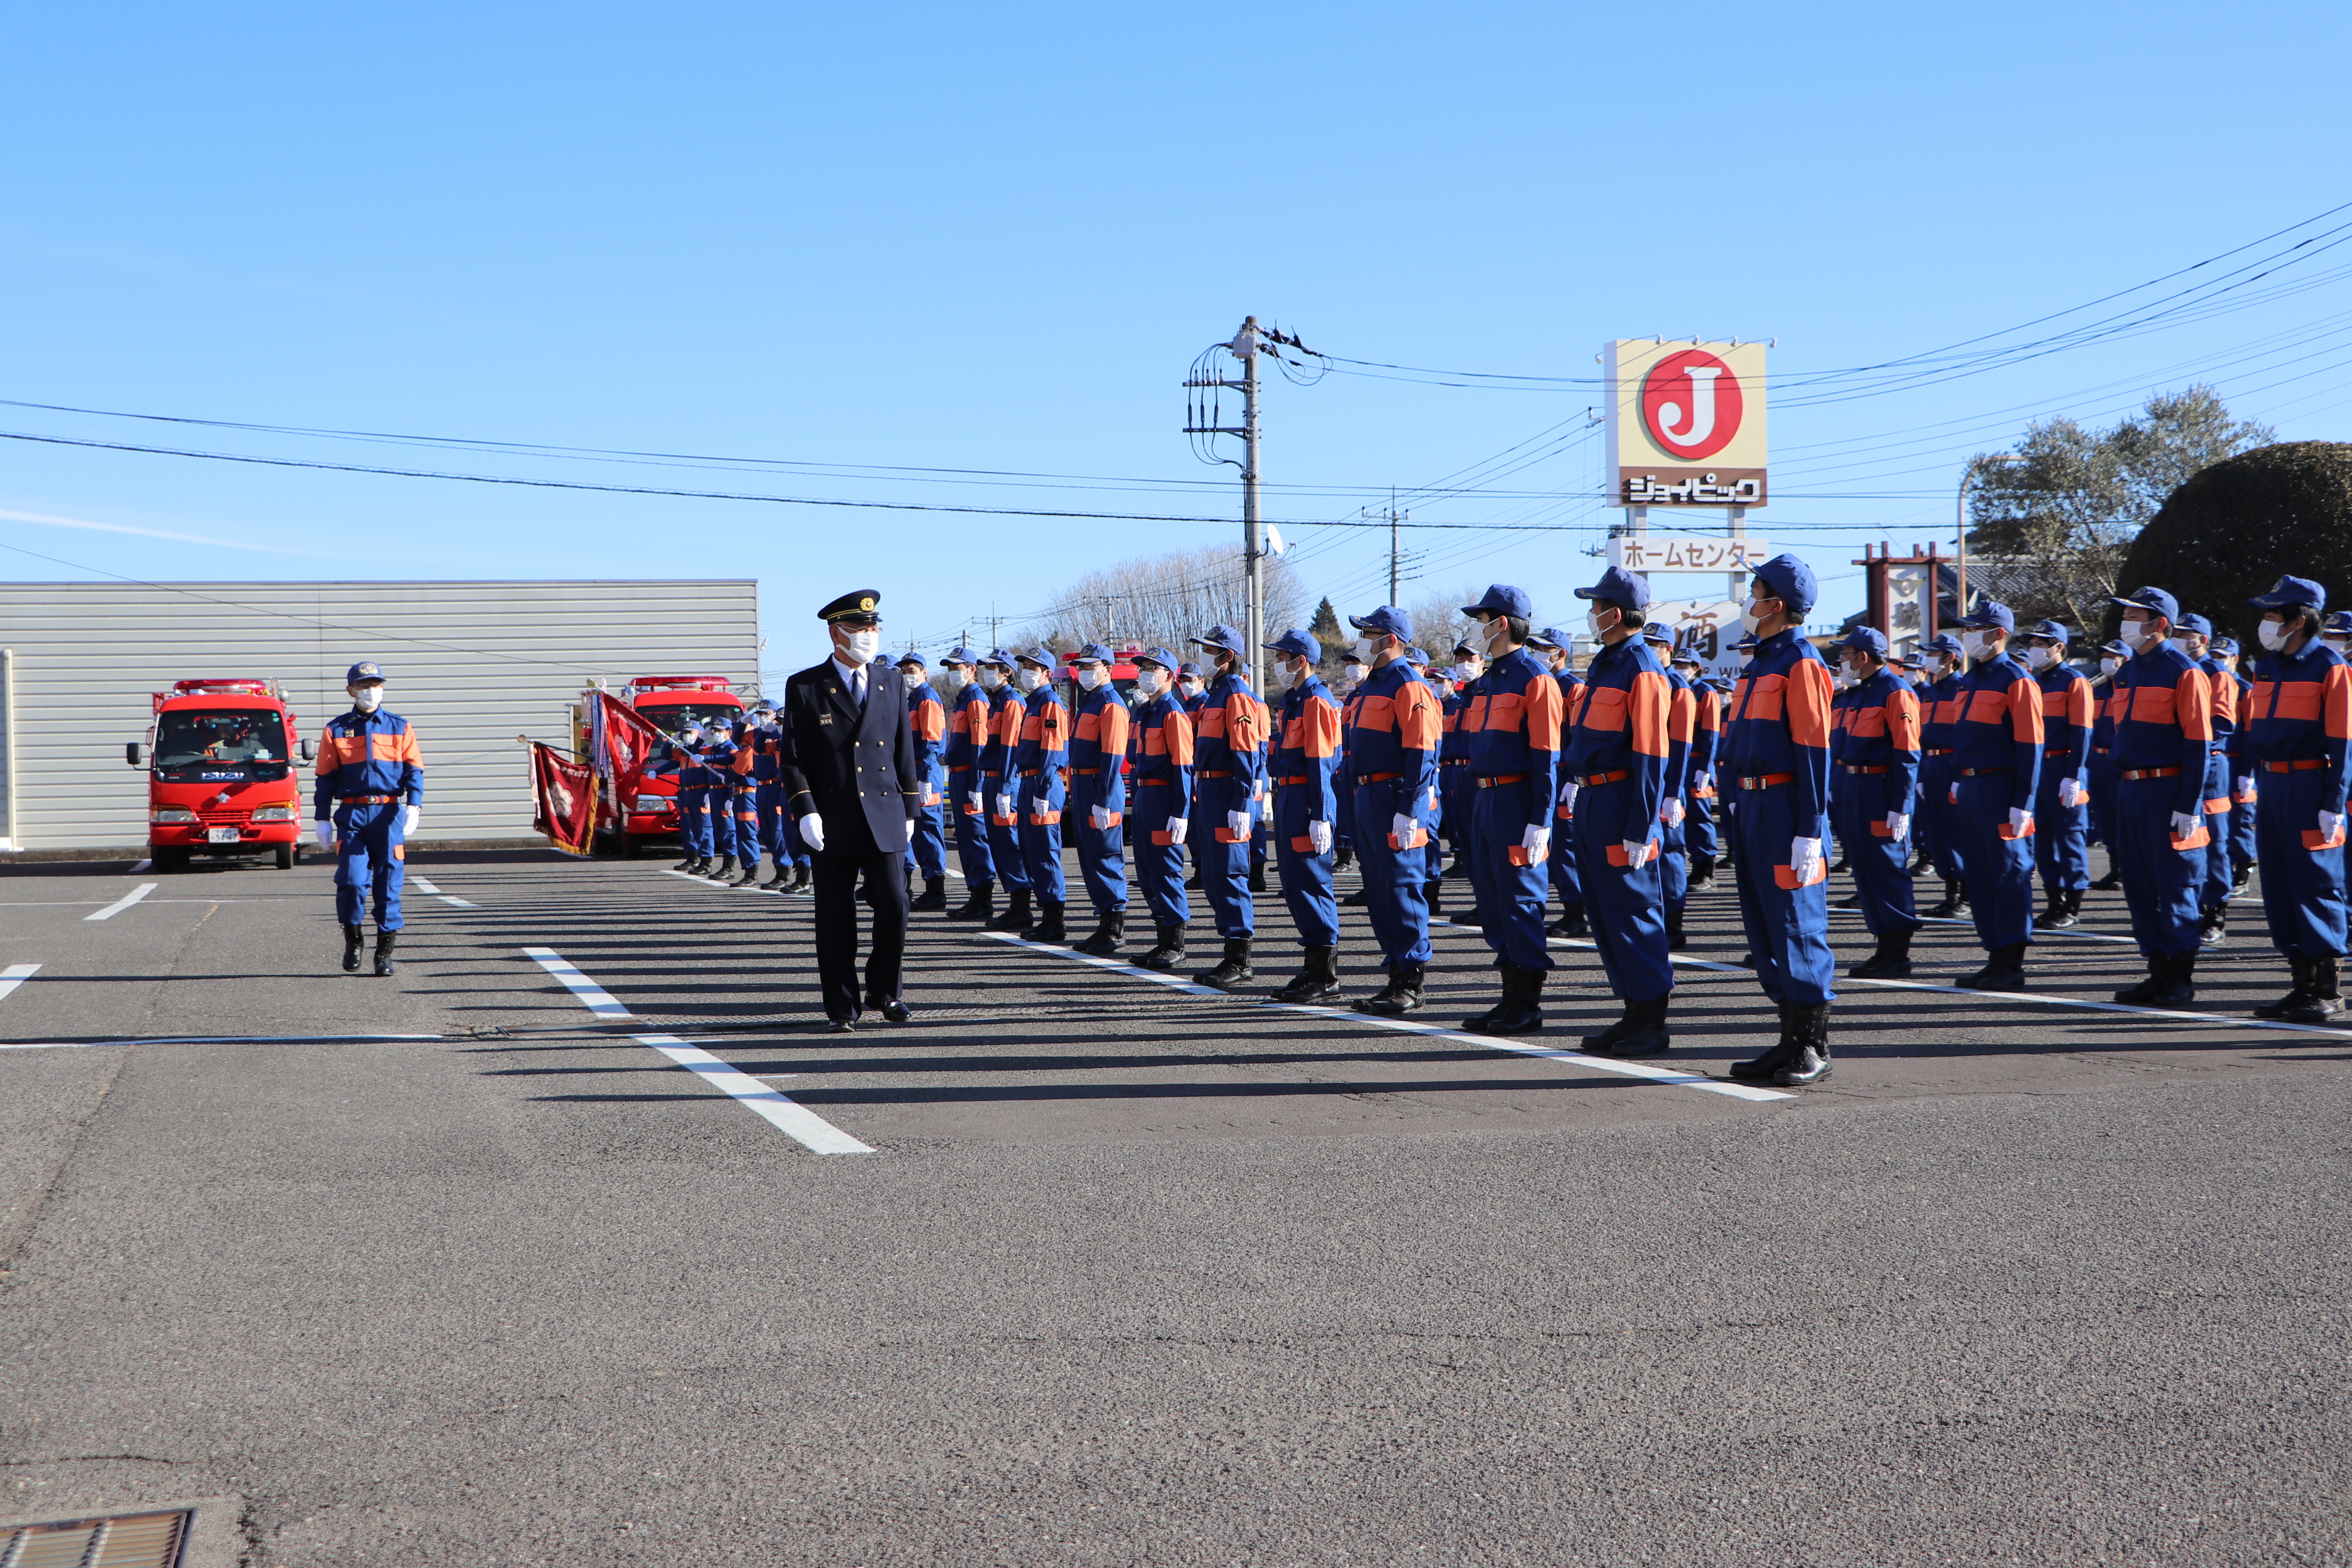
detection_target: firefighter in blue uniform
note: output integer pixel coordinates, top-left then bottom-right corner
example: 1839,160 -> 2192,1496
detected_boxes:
2243,576 -> 2350,1023
1564,567 -> 1676,1057
1263,629 -> 1345,1002
1916,633 -> 1970,918
699,716 -> 743,881
2178,613 -> 2240,944
746,703 -> 797,891
313,661 -> 424,976
1676,644 -> 1723,893
1405,647 -> 1450,900
1065,642 -> 1133,956
721,714 -> 765,886
1186,626 -> 1268,988
2213,635 -> 2258,894
1719,560 -> 1838,1085
1438,638 -> 1484,899
894,651 -> 950,912
1126,648 -> 1196,972
1946,601 -> 2044,991
939,648 -> 998,922
1644,626 -> 1695,952
2021,620 -> 2093,928
2325,612 -> 2352,660
1531,627 -> 1587,937
1342,606 -> 1443,1014
1830,627 -> 1922,978
976,651 -> 1033,932
1456,587 -> 1567,1034
2087,639 -> 2129,890
2106,586 -> 2216,1006
1002,646 -> 1072,944
669,719 -> 716,874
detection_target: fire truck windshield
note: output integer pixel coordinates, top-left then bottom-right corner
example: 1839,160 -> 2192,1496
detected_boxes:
635,702 -> 741,737
153,708 -> 289,778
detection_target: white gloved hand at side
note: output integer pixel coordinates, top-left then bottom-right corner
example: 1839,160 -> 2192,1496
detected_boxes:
1520,824 -> 1550,861
1090,803 -> 1114,831
2170,811 -> 2200,839
2058,777 -> 2085,808
1619,838 -> 1655,869
400,804 -> 420,838
2008,807 -> 2034,838
2235,775 -> 2255,800
1789,836 -> 1824,884
1167,815 -> 1189,845
1662,797 -> 1685,827
1558,780 -> 1578,814
995,792 -> 1015,821
1391,813 -> 1427,850
313,818 -> 334,850
1886,812 -> 1910,841
801,813 -> 826,851
2321,809 -> 2345,844
904,815 -> 917,845
1308,819 -> 1333,855
1227,809 -> 1250,841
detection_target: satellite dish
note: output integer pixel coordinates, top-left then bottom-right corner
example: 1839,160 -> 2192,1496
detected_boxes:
1265,524 -> 1286,557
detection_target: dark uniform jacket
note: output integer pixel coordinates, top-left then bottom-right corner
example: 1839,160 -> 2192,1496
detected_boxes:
776,656 -> 920,857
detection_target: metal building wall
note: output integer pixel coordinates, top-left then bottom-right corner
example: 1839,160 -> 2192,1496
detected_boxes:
0,580 -> 760,852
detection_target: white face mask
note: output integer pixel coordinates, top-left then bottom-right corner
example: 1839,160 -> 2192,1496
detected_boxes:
2257,620 -> 2290,653
1479,616 -> 1511,655
2167,635 -> 2197,658
1180,679 -> 1204,698
1014,668 -> 1046,694
1342,662 -> 1367,685
1587,608 -> 1613,639
2099,656 -> 2123,675
978,667 -> 1006,691
2122,616 -> 2162,650
838,629 -> 881,664
1076,666 -> 1107,691
1961,631 -> 1994,661
1353,636 -> 1379,664
943,668 -> 971,690
1738,600 -> 1766,636
350,685 -> 383,711
2026,645 -> 2057,671
1451,662 -> 1478,683
1134,668 -> 1168,697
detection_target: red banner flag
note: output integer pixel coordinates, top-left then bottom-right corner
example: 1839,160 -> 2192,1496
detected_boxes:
588,689 -> 665,808
531,741 -> 597,856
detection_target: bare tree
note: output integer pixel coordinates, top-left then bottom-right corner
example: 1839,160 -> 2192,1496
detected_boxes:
1012,544 -> 1309,655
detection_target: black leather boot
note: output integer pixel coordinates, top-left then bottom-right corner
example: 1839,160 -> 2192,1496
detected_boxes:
760,863 -> 791,889
1930,878 -> 1969,918
785,865 -> 811,894
948,882 -> 995,922
2254,955 -> 2314,1019
1361,962 -> 1425,1015
1340,887 -> 1372,906
372,929 -> 398,977
1605,995 -> 1672,1057
2115,955 -> 2167,1004
1195,937 -> 1253,991
1665,909 -> 1687,950
705,854 -> 738,881
2199,903 -> 2228,945
910,876 -> 949,912
2232,858 -> 2255,894
2039,887 -> 2076,928
2139,950 -> 2197,1008
1465,963 -> 1544,1036
1547,903 -> 1588,938
341,923 -> 365,973
1579,1000 -> 1638,1054
1687,854 -> 1716,893
985,887 -> 1033,932
1272,945 -> 1342,1004
731,862 -> 764,887
1773,1002 -> 1834,1086
672,851 -> 700,871
2066,887 -> 2085,922
1958,942 -> 2028,991
2283,955 -> 2345,1024
1249,859 -> 1269,893
1730,1004 -> 1801,1081
1073,908 -> 1126,956
1851,926 -> 1914,979
2089,864 -> 2122,891
1332,845 -> 1354,871
1133,924 -> 1188,972
1024,898 -> 1068,945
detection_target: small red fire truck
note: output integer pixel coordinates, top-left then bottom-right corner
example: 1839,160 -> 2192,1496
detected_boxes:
596,675 -> 746,857
128,678 -> 309,872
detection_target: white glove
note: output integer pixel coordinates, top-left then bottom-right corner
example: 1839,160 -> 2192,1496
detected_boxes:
1620,838 -> 1655,869
1167,815 -> 1188,845
904,815 -> 917,845
1253,780 -> 1267,803
995,791 -> 1015,821
1090,803 -> 1114,831
800,813 -> 826,851
1885,812 -> 1910,841
1557,780 -> 1579,814
1789,836 -> 1824,884
400,804 -> 420,838
2008,807 -> 2033,838
1308,819 -> 1333,855
313,818 -> 334,849
2058,777 -> 2085,808
2170,811 -> 2199,839
1392,812 -> 1427,850
2321,810 -> 2344,844
1662,798 -> 1685,827
1948,783 -> 1959,805
2235,776 -> 2255,801
1520,824 -> 1550,861
1227,809 -> 1250,840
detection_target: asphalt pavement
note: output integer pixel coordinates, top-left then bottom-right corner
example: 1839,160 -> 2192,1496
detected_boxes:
4,844 -> 2348,1565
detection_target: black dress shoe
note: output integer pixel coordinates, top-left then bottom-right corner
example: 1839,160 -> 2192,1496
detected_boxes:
867,997 -> 913,1023
826,1016 -> 856,1034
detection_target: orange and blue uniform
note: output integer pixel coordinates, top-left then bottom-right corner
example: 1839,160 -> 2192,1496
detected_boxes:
1720,628 -> 1837,1005
1068,666 -> 1132,919
2223,658 -> 2258,877
1129,669 -> 1195,931
2196,646 -> 2240,915
2034,654 -> 2095,899
1463,643 -> 1566,972
314,705 -> 423,931
1832,658 -> 1922,940
1917,646 -> 1969,886
979,669 -> 1029,897
1565,631 -> 1676,1004
2246,637 -> 2350,960
1270,667 -> 1345,947
944,662 -> 997,891
1188,652 -> 1267,940
1012,672 -> 1072,906
1949,639 -> 2044,955
1344,654 -> 1442,966
2109,634 -> 2214,958
1549,662 -> 1586,920
1686,675 -> 1723,871
905,674 -> 948,882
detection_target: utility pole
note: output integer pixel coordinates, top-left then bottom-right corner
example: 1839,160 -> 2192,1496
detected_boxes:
1389,488 -> 1403,603
1187,315 -> 1321,694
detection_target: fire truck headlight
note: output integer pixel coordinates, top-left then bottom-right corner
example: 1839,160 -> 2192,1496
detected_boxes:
151,808 -> 199,824
249,805 -> 297,822
631,795 -> 675,814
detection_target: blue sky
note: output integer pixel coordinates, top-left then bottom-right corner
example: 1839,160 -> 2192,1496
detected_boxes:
3,1 -> 2348,687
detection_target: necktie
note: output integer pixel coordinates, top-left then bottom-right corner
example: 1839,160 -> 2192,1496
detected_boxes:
851,669 -> 866,711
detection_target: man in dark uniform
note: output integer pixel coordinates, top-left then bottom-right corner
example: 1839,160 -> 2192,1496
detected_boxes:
1531,627 -> 1587,936
897,651 -> 950,912
2213,636 -> 2259,895
2023,620 -> 2093,929
775,590 -> 922,1032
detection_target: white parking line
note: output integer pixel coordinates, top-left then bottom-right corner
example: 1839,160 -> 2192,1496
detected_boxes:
83,883 -> 158,922
520,945 -> 873,1154
0,1030 -> 442,1051
438,896 -> 480,908
0,963 -> 40,1003
659,868 -> 782,895
129,858 -> 152,873
410,876 -> 442,893
978,931 -> 1791,1102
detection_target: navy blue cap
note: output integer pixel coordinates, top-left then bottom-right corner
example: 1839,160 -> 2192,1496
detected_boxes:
980,648 -> 1015,667
1669,643 -> 1701,664
2327,612 -> 2352,635
1263,629 -> 1319,660
942,645 -> 979,665
2099,639 -> 2129,658
1070,642 -> 1117,665
1527,626 -> 1568,651
1132,646 -> 1181,671
1404,646 -> 1431,667
1641,624 -> 1674,646
1191,624 -> 1245,655
1177,660 -> 1204,678
344,661 -> 384,684
1924,632 -> 1964,657
1015,645 -> 1056,668
818,589 -> 882,623
1452,636 -> 1481,658
1840,626 -> 1889,657
894,649 -> 928,667
1574,566 -> 1651,612
1460,583 -> 1534,620
1959,599 -> 2015,633
1348,605 -> 1413,639
1732,632 -> 1759,652
2178,612 -> 2213,637
2211,636 -> 2239,655
707,713 -> 734,730
2025,620 -> 2072,645
2249,574 -> 2327,612
1751,554 -> 1818,617
2110,585 -> 2180,623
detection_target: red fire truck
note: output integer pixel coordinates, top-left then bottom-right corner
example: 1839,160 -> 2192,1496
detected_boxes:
127,679 -> 309,872
595,675 -> 746,857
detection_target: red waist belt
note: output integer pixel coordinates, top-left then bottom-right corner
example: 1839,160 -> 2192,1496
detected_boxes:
1475,773 -> 1528,789
1843,764 -> 1887,774
1073,767 -> 1100,775
1576,770 -> 1630,786
949,765 -> 974,772
1924,748 -> 1953,756
1276,775 -> 1312,786
1959,766 -> 2008,776
1355,771 -> 1402,785
338,793 -> 399,805
1198,769 -> 1233,778
2122,766 -> 2181,780
1734,773 -> 1792,789
2266,759 -> 2328,772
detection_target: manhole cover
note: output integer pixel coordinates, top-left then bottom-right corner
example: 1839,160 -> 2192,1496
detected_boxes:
1,1508 -> 189,1567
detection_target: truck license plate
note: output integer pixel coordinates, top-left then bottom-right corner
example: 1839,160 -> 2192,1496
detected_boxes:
207,827 -> 241,844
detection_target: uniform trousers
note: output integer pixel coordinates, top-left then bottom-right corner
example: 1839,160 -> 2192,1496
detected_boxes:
1466,779 -> 1551,971
1687,785 -> 1720,863
1130,780 -> 1190,927
2253,770 -> 2348,957
2229,774 -> 2260,871
754,782 -> 788,866
948,771 -> 995,887
1349,777 -> 1431,965
982,771 -> 1030,894
909,783 -> 946,879
1572,778 -> 1673,1003
1548,796 -> 1583,910
1440,763 -> 1472,860
1272,782 -> 1339,947
812,848 -> 909,1018
2033,769 -> 2089,894
2114,775 -> 2206,958
674,786 -> 707,857
1952,774 -> 2037,951
1069,778 -> 1127,914
1725,780 -> 1837,1006
1919,757 -> 1964,881
2201,756 -> 2236,908
707,783 -> 737,860
2087,752 -> 2118,854
729,788 -> 762,873
1831,772 -> 1919,936
331,799 -> 408,930
1188,789 -> 1255,938
1660,806 -> 1689,919
1019,772 -> 1067,904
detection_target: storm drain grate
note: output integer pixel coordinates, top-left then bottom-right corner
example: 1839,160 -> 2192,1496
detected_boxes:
0,1509 -> 188,1568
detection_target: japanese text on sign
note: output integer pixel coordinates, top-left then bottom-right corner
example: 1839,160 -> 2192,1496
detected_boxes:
1621,471 -> 1763,505
1608,536 -> 1773,574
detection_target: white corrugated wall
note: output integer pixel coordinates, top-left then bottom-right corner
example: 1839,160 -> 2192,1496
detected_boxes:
0,580 -> 760,851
